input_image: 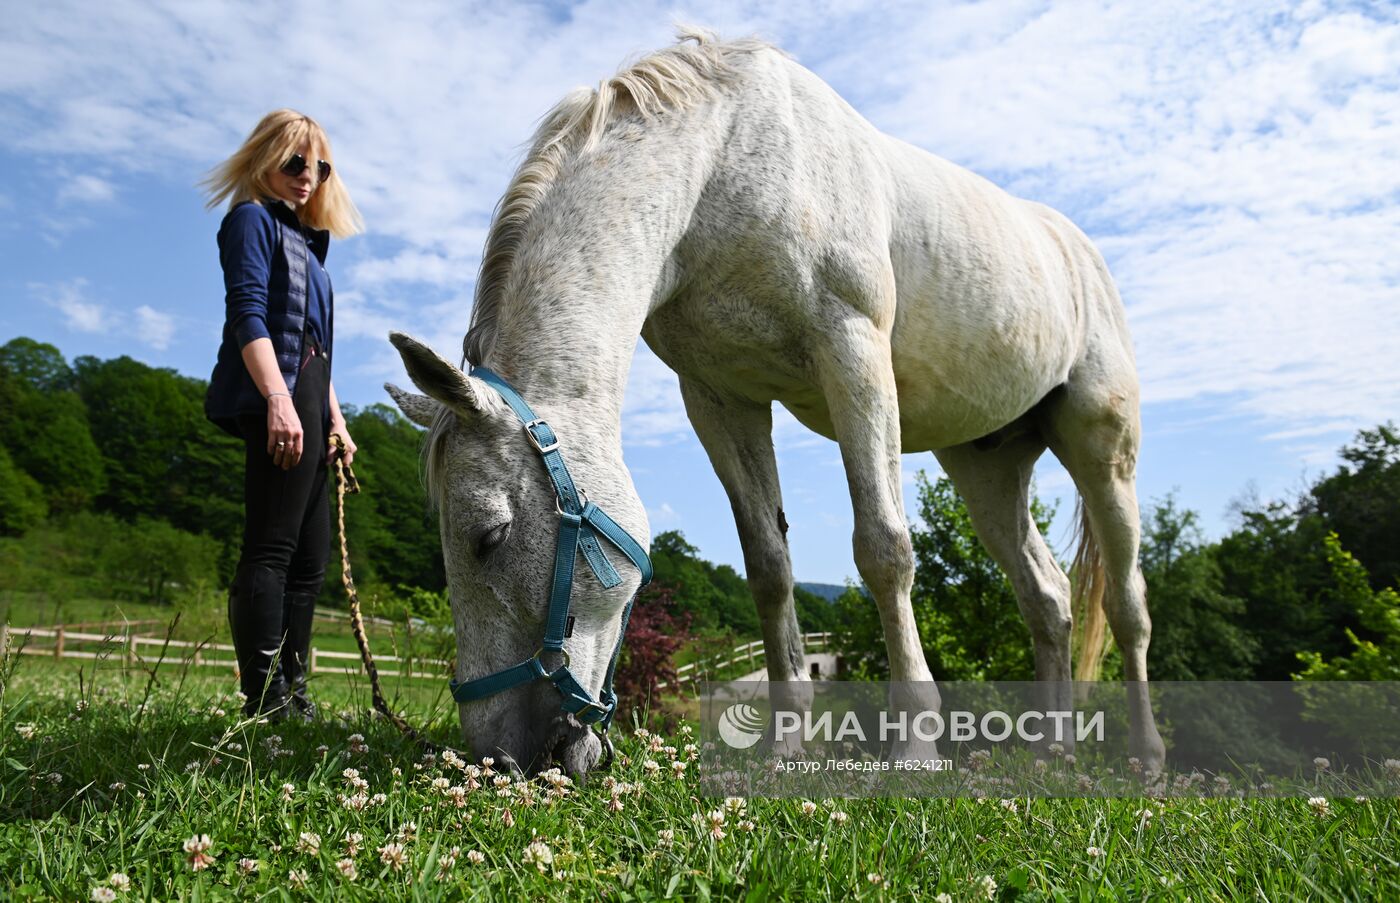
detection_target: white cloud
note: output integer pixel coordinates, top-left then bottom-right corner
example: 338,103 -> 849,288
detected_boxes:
647,501 -> 681,529
57,173 -> 117,204
3,0 -> 1397,452
33,278 -> 107,332
134,305 -> 174,350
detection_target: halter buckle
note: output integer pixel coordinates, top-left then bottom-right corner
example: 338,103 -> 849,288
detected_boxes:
524,419 -> 560,454
531,646 -> 570,674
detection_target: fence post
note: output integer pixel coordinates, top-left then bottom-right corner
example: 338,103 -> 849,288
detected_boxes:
54,626 -> 65,661
309,647 -> 318,676
126,632 -> 136,668
0,623 -> 8,658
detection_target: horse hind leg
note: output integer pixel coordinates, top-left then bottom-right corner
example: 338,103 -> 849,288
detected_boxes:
934,425 -> 1074,725
1041,361 -> 1166,769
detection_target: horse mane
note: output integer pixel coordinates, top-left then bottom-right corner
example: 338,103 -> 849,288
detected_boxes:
423,29 -> 773,508
461,26 -> 773,367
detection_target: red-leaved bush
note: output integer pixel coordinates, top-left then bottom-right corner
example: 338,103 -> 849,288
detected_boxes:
613,583 -> 693,713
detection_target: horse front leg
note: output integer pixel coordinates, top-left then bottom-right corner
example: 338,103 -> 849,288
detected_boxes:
815,318 -> 940,758
679,377 -> 811,754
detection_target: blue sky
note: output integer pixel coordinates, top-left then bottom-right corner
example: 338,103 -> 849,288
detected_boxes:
2,1 -> 1397,584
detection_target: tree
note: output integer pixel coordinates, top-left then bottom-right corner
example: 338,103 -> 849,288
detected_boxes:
614,583 -> 694,711
0,337 -> 73,392
100,516 -> 222,606
1295,533 -> 1400,680
649,531 -> 759,636
71,354 -> 243,564
1308,423 -> 1400,592
836,472 -> 1048,681
1138,494 -> 1258,680
340,403 -> 445,593
0,445 -> 47,536
1215,503 -> 1352,680
5,389 -> 106,514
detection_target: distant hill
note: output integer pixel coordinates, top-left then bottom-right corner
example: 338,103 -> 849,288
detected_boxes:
796,582 -> 848,603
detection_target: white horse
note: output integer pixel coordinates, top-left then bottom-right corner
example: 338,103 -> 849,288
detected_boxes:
387,29 -> 1165,774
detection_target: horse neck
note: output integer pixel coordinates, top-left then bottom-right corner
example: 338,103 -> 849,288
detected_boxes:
481,132 -> 709,454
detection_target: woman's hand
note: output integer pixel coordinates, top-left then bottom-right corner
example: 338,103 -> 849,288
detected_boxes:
329,421 -> 356,467
267,394 -> 304,469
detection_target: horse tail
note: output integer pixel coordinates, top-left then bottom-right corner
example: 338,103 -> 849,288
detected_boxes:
1070,495 -> 1109,681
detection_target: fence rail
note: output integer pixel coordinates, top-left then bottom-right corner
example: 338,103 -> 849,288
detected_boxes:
0,624 -> 448,681
2,624 -> 835,691
658,631 -> 834,689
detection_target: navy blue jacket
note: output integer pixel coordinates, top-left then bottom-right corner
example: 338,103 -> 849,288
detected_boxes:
205,199 -> 333,438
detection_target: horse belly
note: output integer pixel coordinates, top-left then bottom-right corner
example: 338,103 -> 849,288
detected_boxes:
890,286 -> 1079,451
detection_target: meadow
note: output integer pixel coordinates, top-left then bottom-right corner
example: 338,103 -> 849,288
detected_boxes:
1,641 -> 1396,902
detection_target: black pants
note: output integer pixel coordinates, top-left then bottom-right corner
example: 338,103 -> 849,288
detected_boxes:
235,350 -> 330,596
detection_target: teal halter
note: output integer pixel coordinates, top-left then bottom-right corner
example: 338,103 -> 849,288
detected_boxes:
447,366 -> 653,744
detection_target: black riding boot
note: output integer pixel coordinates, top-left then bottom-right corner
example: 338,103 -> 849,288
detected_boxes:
228,563 -> 290,720
282,591 -> 318,721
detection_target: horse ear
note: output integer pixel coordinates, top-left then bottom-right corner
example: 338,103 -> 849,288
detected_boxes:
388,332 -> 492,418
384,382 -> 440,428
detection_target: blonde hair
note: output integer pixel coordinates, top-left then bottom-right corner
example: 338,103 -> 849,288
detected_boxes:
202,109 -> 364,238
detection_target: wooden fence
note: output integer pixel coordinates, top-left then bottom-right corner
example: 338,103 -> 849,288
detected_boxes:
1,623 -> 836,689
0,624 -> 451,680
658,631 -> 834,689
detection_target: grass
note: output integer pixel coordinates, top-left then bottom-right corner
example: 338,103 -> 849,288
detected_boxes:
1,646 -> 1397,901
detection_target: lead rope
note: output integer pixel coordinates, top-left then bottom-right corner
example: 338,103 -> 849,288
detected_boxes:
331,434 -> 455,756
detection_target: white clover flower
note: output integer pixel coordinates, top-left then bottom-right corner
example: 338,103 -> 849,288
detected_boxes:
288,868 -> 309,889
830,810 -> 849,825
723,796 -> 747,814
935,894 -> 954,903
281,783 -> 296,801
396,821 -> 417,842
378,842 -> 407,871
1384,758 -> 1400,777
183,834 -> 215,871
999,799 -> 1018,814
467,850 -> 486,865
1087,846 -> 1104,858
107,873 -> 131,892
1308,796 -> 1330,818
643,760 -> 661,776
737,819 -> 756,832
800,800 -> 818,816
671,760 -> 687,777
238,858 -> 258,875
522,840 -> 554,871
16,724 -> 36,740
1063,753 -> 1077,766
976,875 -> 998,900
296,832 -> 321,855
109,782 -> 126,792
657,829 -> 675,847
867,873 -> 885,886
1314,757 -> 1331,771
336,858 -> 358,881
90,887 -> 116,902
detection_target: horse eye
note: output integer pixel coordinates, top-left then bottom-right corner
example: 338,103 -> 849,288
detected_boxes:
476,522 -> 510,557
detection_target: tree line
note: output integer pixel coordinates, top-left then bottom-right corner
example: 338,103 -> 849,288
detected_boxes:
3,336 -> 1396,685
0,337 -> 829,645
834,424 -> 1400,682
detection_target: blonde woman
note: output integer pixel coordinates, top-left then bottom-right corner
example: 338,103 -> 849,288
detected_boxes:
203,110 -> 363,720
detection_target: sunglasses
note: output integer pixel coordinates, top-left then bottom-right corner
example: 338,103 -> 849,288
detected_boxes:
280,154 -> 332,182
